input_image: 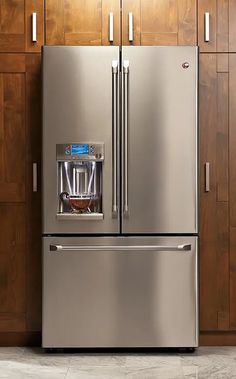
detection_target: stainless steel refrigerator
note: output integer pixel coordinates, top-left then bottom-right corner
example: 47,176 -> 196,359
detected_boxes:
42,46 -> 198,348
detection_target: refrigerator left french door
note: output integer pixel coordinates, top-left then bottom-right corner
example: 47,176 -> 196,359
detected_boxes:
42,46 -> 120,234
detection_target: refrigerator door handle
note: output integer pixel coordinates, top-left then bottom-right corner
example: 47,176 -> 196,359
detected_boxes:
123,60 -> 129,217
50,244 -> 192,252
112,60 -> 118,217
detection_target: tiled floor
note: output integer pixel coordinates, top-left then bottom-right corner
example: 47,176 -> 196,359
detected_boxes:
0,347 -> 235,378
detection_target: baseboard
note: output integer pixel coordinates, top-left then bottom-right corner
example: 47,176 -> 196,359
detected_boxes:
0,331 -> 235,347
0,332 -> 41,347
200,331 -> 236,346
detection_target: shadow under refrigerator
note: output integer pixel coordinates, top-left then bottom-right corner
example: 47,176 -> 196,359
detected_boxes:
42,46 -> 198,348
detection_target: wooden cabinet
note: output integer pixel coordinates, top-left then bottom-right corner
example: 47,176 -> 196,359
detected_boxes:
0,1 -> 44,53
229,55 -> 236,330
198,0 -> 236,52
46,0 -> 120,46
0,54 -> 41,335
122,0 -> 197,45
200,54 -> 229,331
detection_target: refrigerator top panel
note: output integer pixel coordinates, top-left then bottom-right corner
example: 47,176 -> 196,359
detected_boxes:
42,46 -> 120,234
122,46 -> 198,234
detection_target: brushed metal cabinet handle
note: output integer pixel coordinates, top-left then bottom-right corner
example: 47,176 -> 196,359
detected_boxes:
204,12 -> 210,42
33,162 -> 38,192
50,244 -> 192,252
128,12 -> 133,42
205,162 -> 210,192
32,12 -> 37,42
123,60 -> 129,216
109,12 -> 114,42
112,60 -> 118,216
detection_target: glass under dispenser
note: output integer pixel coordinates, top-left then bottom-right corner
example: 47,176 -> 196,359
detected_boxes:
57,143 -> 104,220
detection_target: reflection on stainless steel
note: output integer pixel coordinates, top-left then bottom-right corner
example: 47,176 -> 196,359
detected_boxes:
42,46 -> 198,349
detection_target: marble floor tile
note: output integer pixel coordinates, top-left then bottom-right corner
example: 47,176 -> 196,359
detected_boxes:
0,347 -> 235,378
66,366 -> 127,379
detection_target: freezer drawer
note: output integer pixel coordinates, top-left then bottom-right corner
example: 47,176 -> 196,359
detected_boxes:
42,236 -> 198,348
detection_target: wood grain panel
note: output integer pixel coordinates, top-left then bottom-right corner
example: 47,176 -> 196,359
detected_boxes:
217,0 -> 229,52
229,0 -> 236,52
200,331 -> 236,346
216,56 -> 228,202
0,70 -> 26,202
0,332 -> 40,346
198,0 -> 217,52
102,0 -> 120,45
198,0 -> 236,52
141,33 -> 178,46
200,54 -> 230,331
0,1 -> 24,34
25,55 -> 42,331
0,55 -> 25,73
0,204 -> 26,319
200,54 -> 218,330
45,0 -> 65,45
229,54 -> 236,329
64,33 -> 101,46
25,0 -> 44,52
46,0 -> 103,46
230,227 -> 236,328
229,54 -> 236,227
125,0 -> 196,46
0,1 -> 44,52
178,0 -> 197,45
216,202 -> 229,330
141,0 -> 178,34
122,0 -> 141,45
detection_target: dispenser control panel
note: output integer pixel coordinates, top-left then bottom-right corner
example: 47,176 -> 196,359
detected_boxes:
56,143 -> 104,161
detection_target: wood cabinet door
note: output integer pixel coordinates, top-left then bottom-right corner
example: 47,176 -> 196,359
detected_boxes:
200,54 -> 230,331
46,0 -> 120,46
198,0 -> 236,52
122,0 -> 197,46
0,54 -> 41,332
229,54 -> 236,330
0,1 -> 44,53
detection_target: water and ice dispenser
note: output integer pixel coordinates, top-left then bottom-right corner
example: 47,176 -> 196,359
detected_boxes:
57,143 -> 104,219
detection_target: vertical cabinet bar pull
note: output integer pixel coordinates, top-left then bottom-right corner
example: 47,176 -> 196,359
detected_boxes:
112,60 -> 118,216
32,12 -> 37,42
128,12 -> 133,42
204,12 -> 210,42
109,12 -> 114,42
123,60 -> 129,216
205,162 -> 210,192
33,163 -> 38,192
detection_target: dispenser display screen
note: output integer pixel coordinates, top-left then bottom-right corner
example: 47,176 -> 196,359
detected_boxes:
71,144 -> 89,155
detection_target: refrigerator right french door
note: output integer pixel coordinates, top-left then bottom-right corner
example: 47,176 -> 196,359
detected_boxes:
121,47 -> 198,234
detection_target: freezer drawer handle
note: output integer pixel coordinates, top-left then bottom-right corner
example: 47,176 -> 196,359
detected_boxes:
32,12 -> 37,42
109,12 -> 114,42
123,60 -> 129,217
50,244 -> 191,252
112,60 -> 118,217
128,12 -> 133,42
204,12 -> 210,42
